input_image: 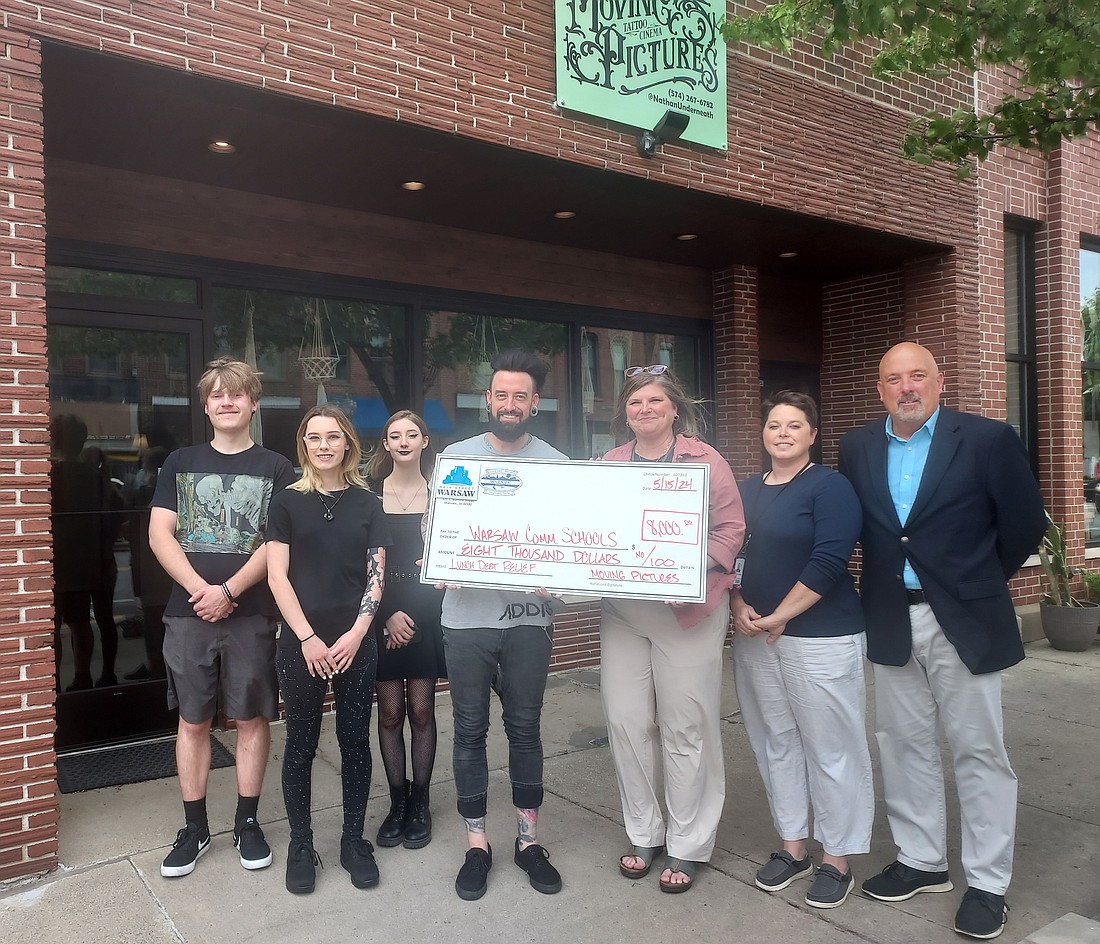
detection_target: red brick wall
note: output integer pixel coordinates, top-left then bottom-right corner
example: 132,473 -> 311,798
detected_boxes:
713,265 -> 760,480
0,33 -> 57,881
5,1 -> 973,248
820,270 -> 906,464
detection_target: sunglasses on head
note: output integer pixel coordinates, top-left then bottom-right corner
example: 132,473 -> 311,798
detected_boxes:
624,364 -> 669,378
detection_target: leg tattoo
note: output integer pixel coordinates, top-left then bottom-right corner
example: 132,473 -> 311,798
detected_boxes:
517,807 -> 538,850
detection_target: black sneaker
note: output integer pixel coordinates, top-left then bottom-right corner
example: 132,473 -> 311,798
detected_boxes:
514,839 -> 562,894
953,888 -> 1009,940
455,845 -> 493,901
755,851 -> 814,891
233,817 -> 273,870
862,860 -> 953,901
340,837 -> 380,889
160,823 -> 210,877
285,839 -> 321,895
805,864 -> 853,909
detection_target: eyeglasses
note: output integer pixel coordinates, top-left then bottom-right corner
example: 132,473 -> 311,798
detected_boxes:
624,364 -> 669,378
303,433 -> 346,447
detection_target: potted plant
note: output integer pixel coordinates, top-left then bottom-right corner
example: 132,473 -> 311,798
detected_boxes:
1038,516 -> 1100,651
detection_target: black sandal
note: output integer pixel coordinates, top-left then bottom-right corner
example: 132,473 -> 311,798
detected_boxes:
619,844 -> 663,879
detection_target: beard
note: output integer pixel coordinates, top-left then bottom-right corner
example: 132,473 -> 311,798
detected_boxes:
488,410 -> 531,442
893,396 -> 928,425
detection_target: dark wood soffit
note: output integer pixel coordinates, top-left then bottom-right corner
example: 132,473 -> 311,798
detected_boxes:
42,42 -> 949,280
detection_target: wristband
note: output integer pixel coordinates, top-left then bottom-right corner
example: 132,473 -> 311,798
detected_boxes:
300,633 -> 316,643
221,583 -> 236,603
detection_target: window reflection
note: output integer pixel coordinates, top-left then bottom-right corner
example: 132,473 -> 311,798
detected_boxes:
211,288 -> 409,464
48,324 -> 193,692
1081,246 -> 1100,546
581,328 -> 699,458
421,311 -> 569,454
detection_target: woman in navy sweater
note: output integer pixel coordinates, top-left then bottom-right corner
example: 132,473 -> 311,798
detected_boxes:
731,390 -> 873,910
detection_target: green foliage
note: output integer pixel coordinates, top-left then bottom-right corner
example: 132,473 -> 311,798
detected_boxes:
721,1 -> 1100,173
1082,569 -> 1100,604
1038,513 -> 1088,606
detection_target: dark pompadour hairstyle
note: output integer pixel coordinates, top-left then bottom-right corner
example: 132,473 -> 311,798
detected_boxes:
489,348 -> 549,393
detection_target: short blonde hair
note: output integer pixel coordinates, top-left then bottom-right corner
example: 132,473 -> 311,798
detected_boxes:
289,405 -> 367,494
198,357 -> 263,404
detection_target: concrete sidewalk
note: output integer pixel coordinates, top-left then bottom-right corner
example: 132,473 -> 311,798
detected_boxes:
2,639 -> 1098,944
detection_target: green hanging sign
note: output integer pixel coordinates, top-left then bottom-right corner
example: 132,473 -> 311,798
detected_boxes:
555,0 -> 728,151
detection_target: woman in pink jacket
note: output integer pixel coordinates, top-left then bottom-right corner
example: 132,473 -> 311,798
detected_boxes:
599,365 -> 745,894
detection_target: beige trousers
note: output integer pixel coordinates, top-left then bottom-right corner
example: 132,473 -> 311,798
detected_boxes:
599,593 -> 729,862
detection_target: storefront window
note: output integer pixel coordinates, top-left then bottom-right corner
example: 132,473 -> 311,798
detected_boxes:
46,265 -> 198,304
1081,244 -> 1100,546
211,287 -> 409,466
420,310 -> 569,454
1004,226 -> 1036,471
580,328 -> 700,458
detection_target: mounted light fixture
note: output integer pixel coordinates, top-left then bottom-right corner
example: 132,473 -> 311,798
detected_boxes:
208,140 -> 236,154
636,110 -> 690,159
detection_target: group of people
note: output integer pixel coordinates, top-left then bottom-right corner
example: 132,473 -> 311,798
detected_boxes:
144,341 -> 1044,942
730,342 -> 1042,943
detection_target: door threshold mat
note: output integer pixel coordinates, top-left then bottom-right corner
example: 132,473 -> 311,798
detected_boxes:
57,736 -> 235,794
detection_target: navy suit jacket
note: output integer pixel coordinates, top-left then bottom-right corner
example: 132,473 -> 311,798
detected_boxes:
838,407 -> 1045,674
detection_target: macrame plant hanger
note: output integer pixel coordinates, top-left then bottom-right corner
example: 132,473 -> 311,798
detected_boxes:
472,315 -> 498,422
243,292 -> 263,445
297,299 -> 341,405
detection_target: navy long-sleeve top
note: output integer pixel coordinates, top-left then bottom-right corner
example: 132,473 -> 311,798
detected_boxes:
737,464 -> 864,638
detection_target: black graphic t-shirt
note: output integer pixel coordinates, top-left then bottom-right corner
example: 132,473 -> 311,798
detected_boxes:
152,443 -> 296,618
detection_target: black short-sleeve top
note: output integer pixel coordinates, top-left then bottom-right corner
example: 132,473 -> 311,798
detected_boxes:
266,485 -> 394,646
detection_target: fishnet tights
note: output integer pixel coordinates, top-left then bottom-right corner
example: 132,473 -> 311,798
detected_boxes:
376,677 -> 438,787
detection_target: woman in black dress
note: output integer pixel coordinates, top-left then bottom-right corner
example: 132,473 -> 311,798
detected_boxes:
267,405 -> 391,895
368,410 -> 446,850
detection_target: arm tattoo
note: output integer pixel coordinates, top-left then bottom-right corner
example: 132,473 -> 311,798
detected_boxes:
359,546 -> 385,618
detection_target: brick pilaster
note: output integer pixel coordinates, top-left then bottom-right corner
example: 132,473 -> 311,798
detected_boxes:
0,30 -> 57,882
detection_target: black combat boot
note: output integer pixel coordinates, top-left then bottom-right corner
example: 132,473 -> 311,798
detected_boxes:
375,781 -> 409,847
403,782 -> 432,849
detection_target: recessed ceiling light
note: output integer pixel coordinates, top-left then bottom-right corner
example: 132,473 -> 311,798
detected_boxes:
553,210 -> 576,219
208,140 -> 236,154
675,233 -> 698,241
401,180 -> 426,191
779,251 -> 799,258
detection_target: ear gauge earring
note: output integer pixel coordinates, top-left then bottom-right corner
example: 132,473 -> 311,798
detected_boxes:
531,406 -> 539,417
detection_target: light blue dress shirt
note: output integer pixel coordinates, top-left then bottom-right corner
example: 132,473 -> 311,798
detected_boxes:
885,407 -> 940,589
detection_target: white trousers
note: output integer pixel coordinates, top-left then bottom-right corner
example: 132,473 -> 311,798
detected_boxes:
733,631 -> 874,857
873,603 -> 1017,894
599,594 -> 729,862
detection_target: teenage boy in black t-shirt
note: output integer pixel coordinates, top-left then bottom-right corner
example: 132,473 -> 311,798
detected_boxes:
149,357 -> 295,878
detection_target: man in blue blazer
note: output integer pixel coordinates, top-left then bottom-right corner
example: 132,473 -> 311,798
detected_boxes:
838,342 -> 1045,941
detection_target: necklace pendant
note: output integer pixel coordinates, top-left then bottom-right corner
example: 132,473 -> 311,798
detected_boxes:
323,510 -> 334,521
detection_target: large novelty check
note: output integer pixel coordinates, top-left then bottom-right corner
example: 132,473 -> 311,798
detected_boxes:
421,455 -> 710,602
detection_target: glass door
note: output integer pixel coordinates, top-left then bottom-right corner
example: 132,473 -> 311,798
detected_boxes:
48,311 -> 203,750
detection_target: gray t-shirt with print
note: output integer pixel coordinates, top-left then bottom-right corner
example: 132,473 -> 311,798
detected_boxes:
439,432 -> 566,630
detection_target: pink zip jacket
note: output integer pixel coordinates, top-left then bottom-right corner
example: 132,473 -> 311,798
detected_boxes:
601,435 -> 745,629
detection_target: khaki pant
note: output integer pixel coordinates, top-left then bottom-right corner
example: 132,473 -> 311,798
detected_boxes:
599,593 -> 729,862
874,603 -> 1017,894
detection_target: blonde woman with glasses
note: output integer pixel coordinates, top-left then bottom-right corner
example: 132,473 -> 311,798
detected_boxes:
599,365 -> 745,894
267,405 -> 393,895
